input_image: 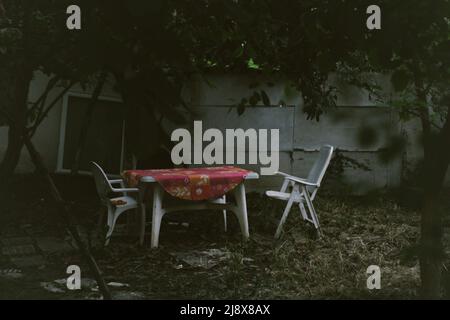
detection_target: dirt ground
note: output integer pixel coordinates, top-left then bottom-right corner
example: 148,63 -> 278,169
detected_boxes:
1,174 -> 449,299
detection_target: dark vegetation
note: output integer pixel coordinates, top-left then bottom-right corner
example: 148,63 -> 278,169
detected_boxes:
0,0 -> 449,298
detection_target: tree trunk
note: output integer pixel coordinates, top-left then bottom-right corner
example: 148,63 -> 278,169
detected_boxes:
0,0 -> 6,20
0,127 -> 24,176
420,193 -> 444,298
0,67 -> 33,181
0,0 -> 33,183
70,72 -> 107,175
419,104 -> 450,298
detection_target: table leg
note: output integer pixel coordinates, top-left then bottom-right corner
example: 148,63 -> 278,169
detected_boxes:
233,183 -> 250,240
151,185 -> 164,248
127,210 -> 135,236
222,195 -> 227,232
210,195 -> 228,232
138,183 -> 147,245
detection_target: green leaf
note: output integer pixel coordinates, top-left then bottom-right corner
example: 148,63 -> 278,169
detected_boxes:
316,52 -> 335,73
248,82 -> 259,89
249,91 -> 261,106
237,103 -> 245,116
126,0 -> 163,17
391,70 -> 410,92
247,58 -> 260,70
260,90 -> 270,106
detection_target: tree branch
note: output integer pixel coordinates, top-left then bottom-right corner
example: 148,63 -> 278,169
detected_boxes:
0,0 -> 6,20
26,76 -> 61,119
0,104 -> 112,299
23,137 -> 112,300
405,109 -> 442,130
28,80 -> 76,137
70,71 -> 107,175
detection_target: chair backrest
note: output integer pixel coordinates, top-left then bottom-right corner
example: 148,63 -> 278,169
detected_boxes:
90,161 -> 113,202
306,145 -> 334,198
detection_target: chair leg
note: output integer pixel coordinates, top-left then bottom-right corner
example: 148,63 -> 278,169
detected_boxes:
105,205 -> 138,246
274,194 -> 295,239
233,183 -> 249,240
298,202 -> 308,221
138,183 -> 148,245
104,205 -> 114,245
126,209 -> 136,236
222,195 -> 227,232
303,189 -> 322,237
151,186 -> 164,248
139,203 -> 146,245
105,207 -> 126,246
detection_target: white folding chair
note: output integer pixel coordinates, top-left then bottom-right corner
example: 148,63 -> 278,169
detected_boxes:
266,145 -> 334,239
90,162 -> 142,245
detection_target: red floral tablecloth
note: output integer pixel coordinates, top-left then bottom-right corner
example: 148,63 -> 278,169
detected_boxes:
122,166 -> 254,201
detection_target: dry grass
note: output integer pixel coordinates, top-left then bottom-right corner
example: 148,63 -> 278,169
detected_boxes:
91,193 -> 423,299
3,174 -> 446,299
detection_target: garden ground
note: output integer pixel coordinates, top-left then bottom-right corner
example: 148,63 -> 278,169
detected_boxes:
1,174 -> 449,299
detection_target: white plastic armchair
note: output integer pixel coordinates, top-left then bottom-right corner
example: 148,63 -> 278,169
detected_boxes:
90,162 -> 141,245
266,145 -> 334,238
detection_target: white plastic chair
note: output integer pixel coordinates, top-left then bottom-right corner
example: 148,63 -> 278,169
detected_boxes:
90,162 -> 141,245
266,145 -> 334,238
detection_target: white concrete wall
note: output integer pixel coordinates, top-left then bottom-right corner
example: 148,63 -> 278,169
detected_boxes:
184,74 -> 404,193
1,72 -> 448,191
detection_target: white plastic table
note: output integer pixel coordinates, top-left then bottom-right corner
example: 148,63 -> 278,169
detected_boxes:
136,171 -> 259,248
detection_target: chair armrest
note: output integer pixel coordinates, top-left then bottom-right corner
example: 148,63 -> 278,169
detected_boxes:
275,172 -> 319,187
109,179 -> 125,188
285,176 -> 319,187
275,171 -> 296,178
109,179 -> 123,184
112,187 -> 139,193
